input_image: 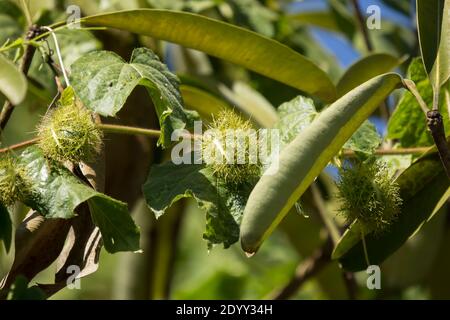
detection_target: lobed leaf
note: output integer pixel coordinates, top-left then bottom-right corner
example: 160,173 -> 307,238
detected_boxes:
142,161 -> 253,248
70,47 -> 199,147
18,146 -> 140,253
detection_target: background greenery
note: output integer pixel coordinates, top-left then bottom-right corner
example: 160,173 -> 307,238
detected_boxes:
0,0 -> 449,300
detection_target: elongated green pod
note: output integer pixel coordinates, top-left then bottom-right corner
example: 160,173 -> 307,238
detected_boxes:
240,73 -> 403,255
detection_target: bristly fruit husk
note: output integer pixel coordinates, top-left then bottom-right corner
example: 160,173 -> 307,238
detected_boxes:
37,96 -> 103,164
0,155 -> 30,206
336,158 -> 402,234
202,110 -> 261,186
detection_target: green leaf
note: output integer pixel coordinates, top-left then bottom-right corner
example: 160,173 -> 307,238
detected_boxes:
343,120 -> 382,156
335,151 -> 450,271
180,85 -> 229,121
275,95 -> 380,156
18,146 -> 140,253
0,53 -> 27,105
240,73 -> 402,254
275,95 -> 317,146
51,28 -> 102,72
28,28 -> 102,93
146,0 -> 216,12
142,162 -> 253,248
407,57 -> 429,83
365,21 -> 415,58
430,0 -> 450,90
7,276 -> 45,300
81,9 -> 337,102
70,47 -> 199,147
416,0 -> 446,74
219,81 -> 278,128
290,11 -> 342,33
227,0 -> 277,37
387,58 -> 450,147
291,1 -> 356,39
381,0 -> 411,15
328,0 -> 357,40
0,0 -> 24,49
0,203 -> 12,252
337,53 -> 402,97
87,197 -> 140,253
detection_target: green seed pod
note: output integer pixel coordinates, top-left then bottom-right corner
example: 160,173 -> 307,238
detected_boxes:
0,155 -> 29,206
37,100 -> 103,163
336,159 -> 402,233
202,110 -> 261,185
240,73 -> 402,255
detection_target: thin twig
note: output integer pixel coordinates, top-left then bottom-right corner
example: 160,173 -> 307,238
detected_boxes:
342,146 -> 429,157
351,0 -> 393,120
311,183 -> 340,246
351,0 -> 373,52
311,183 -> 358,300
427,110 -> 450,179
0,138 -> 40,153
267,238 -> 333,300
42,26 -> 70,86
342,272 -> 357,300
99,124 -> 162,138
20,0 -> 33,27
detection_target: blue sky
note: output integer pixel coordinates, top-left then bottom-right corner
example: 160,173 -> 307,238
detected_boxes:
288,0 -> 414,68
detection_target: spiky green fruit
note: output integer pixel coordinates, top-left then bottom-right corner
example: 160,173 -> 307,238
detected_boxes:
202,110 -> 261,185
336,159 -> 402,233
0,155 -> 29,206
37,100 -> 103,163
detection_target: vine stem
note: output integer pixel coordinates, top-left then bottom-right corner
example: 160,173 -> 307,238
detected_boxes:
98,124 -> 162,138
0,128 -> 431,155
